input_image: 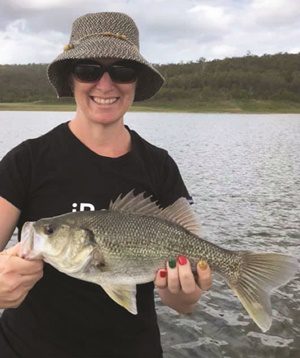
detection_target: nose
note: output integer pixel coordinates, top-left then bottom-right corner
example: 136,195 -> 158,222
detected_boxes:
95,71 -> 114,89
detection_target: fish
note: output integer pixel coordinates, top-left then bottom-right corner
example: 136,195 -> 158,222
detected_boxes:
20,190 -> 298,332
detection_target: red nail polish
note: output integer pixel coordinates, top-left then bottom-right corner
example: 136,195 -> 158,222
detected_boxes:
159,269 -> 167,278
178,255 -> 187,265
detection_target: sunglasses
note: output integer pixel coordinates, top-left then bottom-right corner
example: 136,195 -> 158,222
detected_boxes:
72,61 -> 138,84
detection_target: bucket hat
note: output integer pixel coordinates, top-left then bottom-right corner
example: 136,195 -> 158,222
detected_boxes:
47,12 -> 165,101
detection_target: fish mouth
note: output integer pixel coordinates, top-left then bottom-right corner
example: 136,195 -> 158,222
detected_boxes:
20,222 -> 43,260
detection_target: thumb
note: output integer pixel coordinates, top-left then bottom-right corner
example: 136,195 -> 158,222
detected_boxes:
2,243 -> 21,257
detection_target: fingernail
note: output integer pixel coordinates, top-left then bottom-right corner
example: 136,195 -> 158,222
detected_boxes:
178,255 -> 187,265
159,269 -> 167,278
168,257 -> 176,269
198,259 -> 208,270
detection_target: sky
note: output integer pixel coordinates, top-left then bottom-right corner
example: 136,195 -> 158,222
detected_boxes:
0,0 -> 300,65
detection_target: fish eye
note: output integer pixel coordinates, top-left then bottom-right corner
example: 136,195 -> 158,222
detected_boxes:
44,225 -> 54,235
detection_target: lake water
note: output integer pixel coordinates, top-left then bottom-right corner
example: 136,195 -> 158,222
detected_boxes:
0,111 -> 299,357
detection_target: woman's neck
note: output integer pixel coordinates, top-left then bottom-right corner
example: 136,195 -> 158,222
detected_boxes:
68,118 -> 131,158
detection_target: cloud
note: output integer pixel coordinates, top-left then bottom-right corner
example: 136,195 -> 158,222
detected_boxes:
0,18 -> 66,64
0,0 -> 299,65
250,0 -> 300,27
10,0 -> 91,10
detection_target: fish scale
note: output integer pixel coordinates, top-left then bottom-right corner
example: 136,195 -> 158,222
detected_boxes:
86,210 -> 233,271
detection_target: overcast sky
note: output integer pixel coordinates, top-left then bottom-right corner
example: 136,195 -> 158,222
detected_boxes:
1,0 -> 299,65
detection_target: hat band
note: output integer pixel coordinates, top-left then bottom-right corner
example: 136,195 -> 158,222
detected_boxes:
63,31 -> 138,52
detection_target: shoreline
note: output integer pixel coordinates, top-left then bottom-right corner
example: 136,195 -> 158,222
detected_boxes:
1,100 -> 300,113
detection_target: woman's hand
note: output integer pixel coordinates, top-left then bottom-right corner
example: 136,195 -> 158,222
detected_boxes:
0,243 -> 44,309
155,256 -> 212,313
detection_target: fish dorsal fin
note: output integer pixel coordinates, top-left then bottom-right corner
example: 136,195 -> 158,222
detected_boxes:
160,197 -> 202,236
110,190 -> 201,236
109,190 -> 161,216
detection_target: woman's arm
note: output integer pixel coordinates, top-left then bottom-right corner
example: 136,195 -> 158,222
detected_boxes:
0,197 -> 44,308
0,196 -> 20,251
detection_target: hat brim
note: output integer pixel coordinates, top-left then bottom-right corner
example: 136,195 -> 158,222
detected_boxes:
47,36 -> 164,101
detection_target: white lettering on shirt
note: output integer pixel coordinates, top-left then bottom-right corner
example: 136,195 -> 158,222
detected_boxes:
72,203 -> 95,212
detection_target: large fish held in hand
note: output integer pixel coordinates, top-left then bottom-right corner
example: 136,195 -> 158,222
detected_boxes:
20,191 -> 298,332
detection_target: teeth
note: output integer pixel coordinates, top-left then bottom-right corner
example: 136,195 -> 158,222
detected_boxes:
92,97 -> 118,105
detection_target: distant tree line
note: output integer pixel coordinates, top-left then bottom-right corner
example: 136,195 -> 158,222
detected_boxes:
0,53 -> 300,104
153,53 -> 300,104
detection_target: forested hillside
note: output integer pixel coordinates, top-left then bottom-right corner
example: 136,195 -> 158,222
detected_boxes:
0,53 -> 299,106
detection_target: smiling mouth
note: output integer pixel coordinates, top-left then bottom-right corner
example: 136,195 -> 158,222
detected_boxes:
91,96 -> 119,105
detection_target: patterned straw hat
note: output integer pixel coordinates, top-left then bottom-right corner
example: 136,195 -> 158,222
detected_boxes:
47,12 -> 165,101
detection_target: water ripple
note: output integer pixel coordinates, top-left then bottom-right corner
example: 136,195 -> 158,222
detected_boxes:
1,112 -> 300,358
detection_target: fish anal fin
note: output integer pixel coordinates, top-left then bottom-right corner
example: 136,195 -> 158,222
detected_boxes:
101,283 -> 137,314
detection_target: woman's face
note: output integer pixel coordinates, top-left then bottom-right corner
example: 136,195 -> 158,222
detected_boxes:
72,59 -> 137,126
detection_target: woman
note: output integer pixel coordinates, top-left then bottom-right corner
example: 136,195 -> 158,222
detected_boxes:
0,12 -> 211,357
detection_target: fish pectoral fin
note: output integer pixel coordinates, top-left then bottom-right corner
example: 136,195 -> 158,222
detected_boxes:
101,283 -> 137,315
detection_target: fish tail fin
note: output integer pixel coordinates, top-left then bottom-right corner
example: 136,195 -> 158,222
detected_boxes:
227,252 -> 298,332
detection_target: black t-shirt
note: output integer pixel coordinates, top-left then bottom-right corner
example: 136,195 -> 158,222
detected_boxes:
0,122 -> 190,358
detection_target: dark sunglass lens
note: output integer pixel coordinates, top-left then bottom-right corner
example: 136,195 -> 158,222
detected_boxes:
109,65 -> 137,83
73,64 -> 103,82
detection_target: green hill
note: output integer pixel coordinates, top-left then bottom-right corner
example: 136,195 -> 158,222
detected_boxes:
1,53 -> 300,112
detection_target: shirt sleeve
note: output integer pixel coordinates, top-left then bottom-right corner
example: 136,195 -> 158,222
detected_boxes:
0,142 -> 32,210
157,152 -> 192,207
